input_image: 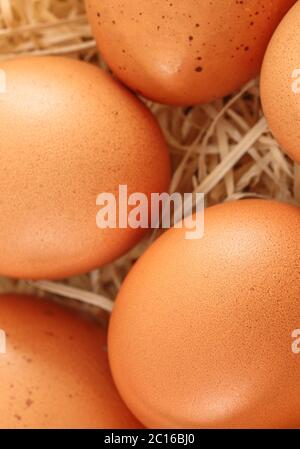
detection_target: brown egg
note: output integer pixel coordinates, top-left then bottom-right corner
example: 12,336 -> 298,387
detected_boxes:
86,0 -> 296,105
261,2 -> 300,163
0,56 -> 171,280
109,200 -> 300,428
0,294 -> 141,429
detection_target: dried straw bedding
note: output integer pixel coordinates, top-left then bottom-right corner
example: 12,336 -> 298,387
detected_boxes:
0,0 -> 299,317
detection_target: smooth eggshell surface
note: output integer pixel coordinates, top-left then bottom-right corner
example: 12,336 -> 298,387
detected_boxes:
0,294 -> 142,429
261,1 -> 300,163
109,200 -> 300,428
0,56 -> 171,280
86,0 -> 296,105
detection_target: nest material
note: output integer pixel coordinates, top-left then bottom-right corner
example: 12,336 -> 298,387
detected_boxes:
0,0 -> 299,313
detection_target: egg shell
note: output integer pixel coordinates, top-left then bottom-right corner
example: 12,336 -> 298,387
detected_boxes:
0,56 -> 171,280
0,294 -> 142,429
109,200 -> 300,428
86,0 -> 296,106
260,1 -> 300,163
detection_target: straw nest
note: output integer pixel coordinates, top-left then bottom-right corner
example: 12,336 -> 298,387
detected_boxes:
0,0 -> 299,317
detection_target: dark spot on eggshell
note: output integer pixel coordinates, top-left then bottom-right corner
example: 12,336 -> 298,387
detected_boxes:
45,331 -> 55,337
26,399 -> 34,408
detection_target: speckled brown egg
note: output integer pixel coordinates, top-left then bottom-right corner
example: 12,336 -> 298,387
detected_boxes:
86,0 -> 296,105
0,56 -> 171,280
261,2 -> 300,163
0,294 -> 142,429
109,200 -> 300,428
